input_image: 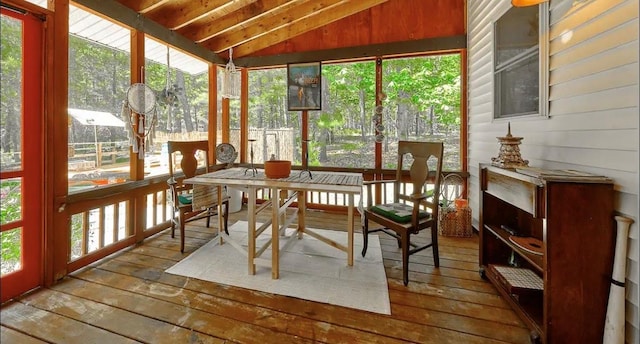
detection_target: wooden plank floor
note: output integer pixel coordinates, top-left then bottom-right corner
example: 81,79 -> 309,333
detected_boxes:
1,207 -> 531,343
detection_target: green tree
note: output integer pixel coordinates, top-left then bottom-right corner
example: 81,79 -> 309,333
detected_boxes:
1,15 -> 22,165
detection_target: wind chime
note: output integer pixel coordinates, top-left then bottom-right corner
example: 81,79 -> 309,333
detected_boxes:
122,72 -> 158,159
220,47 -> 241,99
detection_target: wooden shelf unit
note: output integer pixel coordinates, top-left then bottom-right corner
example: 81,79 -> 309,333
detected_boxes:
479,164 -> 615,343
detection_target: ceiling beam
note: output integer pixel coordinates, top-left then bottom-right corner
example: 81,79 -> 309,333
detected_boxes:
230,0 -> 389,57
178,0 -> 299,43
145,0 -> 254,30
74,0 -> 225,64
235,35 -> 467,68
115,0 -> 171,14
203,0 -> 347,54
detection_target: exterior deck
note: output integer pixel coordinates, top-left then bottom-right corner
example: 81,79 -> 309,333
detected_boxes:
1,207 -> 529,343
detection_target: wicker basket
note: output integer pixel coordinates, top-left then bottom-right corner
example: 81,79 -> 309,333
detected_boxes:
438,205 -> 473,237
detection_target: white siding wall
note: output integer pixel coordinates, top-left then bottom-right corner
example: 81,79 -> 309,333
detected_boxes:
467,0 -> 639,343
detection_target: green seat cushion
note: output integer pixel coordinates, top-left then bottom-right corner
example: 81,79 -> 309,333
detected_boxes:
370,202 -> 429,223
178,194 -> 193,205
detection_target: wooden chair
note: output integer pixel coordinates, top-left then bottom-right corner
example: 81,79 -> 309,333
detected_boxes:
167,140 -> 229,253
362,141 -> 444,285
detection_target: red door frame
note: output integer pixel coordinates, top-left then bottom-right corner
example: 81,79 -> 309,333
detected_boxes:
1,7 -> 44,303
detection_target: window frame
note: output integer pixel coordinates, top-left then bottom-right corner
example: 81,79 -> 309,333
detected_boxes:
492,3 -> 549,120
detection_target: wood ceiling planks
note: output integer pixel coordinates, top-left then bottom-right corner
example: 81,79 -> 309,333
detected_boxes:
110,0 -> 391,60
146,0 -> 255,30
178,0 -> 299,44
204,0 -> 346,54
232,0 -> 389,57
115,0 -> 170,14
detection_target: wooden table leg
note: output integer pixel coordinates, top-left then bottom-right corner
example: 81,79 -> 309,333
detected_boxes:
271,187 -> 280,279
247,188 -> 257,275
217,185 -> 224,246
347,193 -> 354,266
297,190 -> 305,239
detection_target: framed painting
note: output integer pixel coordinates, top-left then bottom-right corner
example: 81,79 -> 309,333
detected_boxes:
287,62 -> 321,111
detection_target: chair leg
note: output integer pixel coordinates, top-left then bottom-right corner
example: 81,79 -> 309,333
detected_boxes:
361,216 -> 369,257
170,212 -> 176,238
401,232 -> 410,286
431,225 -> 440,268
223,201 -> 229,235
179,212 -> 186,253
206,210 -> 211,228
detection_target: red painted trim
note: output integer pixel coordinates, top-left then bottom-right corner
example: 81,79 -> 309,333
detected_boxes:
1,7 -> 44,303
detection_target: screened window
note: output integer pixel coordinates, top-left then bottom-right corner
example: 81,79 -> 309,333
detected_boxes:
312,60 -> 376,169
247,61 -> 378,169
247,68 -> 299,165
67,6 -> 131,191
494,5 -> 547,119
143,38 -> 209,178
246,55 -> 463,171
382,54 -> 462,171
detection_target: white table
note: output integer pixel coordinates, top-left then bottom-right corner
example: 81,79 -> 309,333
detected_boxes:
185,167 -> 363,279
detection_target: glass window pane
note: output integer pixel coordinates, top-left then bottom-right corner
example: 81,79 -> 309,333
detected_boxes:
494,5 -> 541,119
495,54 -> 539,118
1,14 -> 23,172
144,38 -> 209,178
382,55 -> 462,171
495,6 -> 539,66
0,178 -> 22,225
67,6 -> 131,191
1,227 -> 22,275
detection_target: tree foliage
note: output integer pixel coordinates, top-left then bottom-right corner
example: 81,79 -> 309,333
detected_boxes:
247,55 -> 461,168
0,15 -> 22,165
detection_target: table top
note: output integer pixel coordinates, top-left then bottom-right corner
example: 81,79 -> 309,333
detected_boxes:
185,167 -> 362,193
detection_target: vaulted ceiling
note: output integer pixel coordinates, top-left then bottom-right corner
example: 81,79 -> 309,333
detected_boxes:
112,0 -> 389,59
69,0 -> 465,70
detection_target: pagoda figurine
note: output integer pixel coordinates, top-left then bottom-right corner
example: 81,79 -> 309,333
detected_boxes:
491,122 -> 529,168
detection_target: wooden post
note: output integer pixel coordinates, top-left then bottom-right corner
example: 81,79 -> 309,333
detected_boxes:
374,57 -> 383,204
301,110 -> 308,169
208,64 -> 217,162
130,29 -> 146,243
50,0 -> 70,283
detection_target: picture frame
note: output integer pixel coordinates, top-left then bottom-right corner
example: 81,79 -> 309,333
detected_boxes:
287,62 -> 321,111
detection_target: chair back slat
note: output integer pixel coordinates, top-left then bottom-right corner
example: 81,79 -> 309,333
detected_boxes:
167,140 -> 210,179
395,140 -> 444,205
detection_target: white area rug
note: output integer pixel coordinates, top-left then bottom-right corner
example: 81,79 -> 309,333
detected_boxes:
165,221 -> 390,314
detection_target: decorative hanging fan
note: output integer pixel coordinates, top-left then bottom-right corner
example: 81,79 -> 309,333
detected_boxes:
122,81 -> 158,159
126,83 -> 157,114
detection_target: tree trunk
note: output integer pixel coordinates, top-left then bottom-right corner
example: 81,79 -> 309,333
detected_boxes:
359,89 -> 366,139
176,71 -> 194,132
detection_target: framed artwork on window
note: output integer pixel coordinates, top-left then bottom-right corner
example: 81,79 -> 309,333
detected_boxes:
287,62 -> 321,111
